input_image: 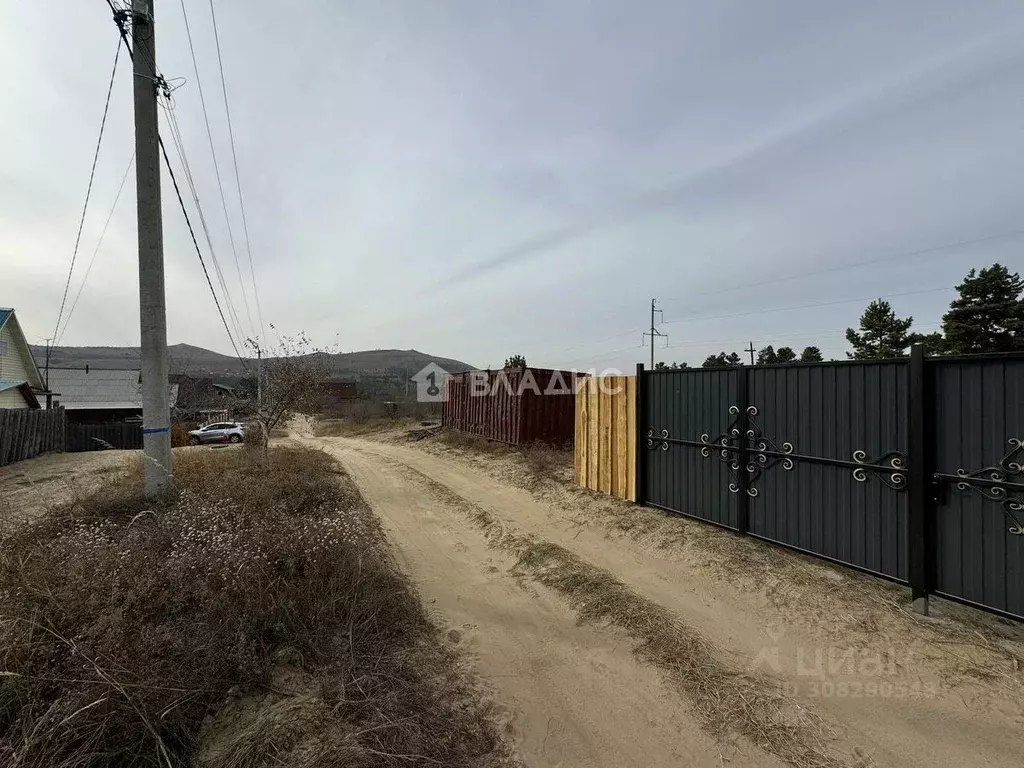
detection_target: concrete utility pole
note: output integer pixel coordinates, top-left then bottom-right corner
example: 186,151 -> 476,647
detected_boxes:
256,346 -> 262,409
746,341 -> 756,366
642,298 -> 667,369
133,0 -> 172,495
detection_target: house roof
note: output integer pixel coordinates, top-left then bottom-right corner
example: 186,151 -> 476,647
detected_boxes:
47,368 -> 144,409
0,380 -> 40,408
0,308 -> 45,390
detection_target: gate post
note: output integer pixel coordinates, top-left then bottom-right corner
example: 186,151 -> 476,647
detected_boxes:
634,363 -> 646,506
907,344 -> 932,615
735,367 -> 750,534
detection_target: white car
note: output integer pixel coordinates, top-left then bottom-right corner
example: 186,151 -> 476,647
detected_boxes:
188,422 -> 245,445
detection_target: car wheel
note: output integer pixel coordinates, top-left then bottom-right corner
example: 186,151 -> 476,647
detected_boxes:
189,436 -> 200,446
229,434 -> 242,444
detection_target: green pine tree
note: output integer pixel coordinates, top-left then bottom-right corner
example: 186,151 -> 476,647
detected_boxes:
845,300 -> 915,359
941,264 -> 1024,353
775,346 -> 797,363
702,351 -> 743,368
504,354 -> 527,368
756,345 -> 777,365
800,346 -> 823,362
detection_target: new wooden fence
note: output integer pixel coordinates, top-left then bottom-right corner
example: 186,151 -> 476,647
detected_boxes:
574,376 -> 636,501
0,408 -> 66,468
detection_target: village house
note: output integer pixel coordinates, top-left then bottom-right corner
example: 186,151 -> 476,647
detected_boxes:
0,308 -> 46,409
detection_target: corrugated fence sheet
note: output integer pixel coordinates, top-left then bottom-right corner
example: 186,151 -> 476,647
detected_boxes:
443,368 -> 580,446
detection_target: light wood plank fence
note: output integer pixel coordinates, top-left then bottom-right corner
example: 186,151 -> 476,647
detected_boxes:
574,376 -> 636,501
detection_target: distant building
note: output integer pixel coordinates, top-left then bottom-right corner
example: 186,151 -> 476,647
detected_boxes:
47,367 -> 178,424
0,308 -> 46,409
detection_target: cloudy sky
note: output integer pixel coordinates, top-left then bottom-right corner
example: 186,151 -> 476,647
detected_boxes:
3,1 -> 1024,370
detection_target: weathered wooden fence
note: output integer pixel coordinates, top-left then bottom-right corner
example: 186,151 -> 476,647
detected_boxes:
574,375 -> 637,501
0,408 -> 66,467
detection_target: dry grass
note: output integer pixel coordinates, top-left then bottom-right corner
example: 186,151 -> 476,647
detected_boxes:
313,417 -> 426,439
392,465 -> 841,768
0,446 -> 512,768
573,490 -> 1024,689
409,430 -> 571,493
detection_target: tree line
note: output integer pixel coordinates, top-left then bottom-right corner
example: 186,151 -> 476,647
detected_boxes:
653,263 -> 1024,369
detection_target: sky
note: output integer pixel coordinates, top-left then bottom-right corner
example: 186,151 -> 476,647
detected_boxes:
3,0 -> 1024,372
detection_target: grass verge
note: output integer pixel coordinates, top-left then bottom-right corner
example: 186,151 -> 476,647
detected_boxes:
0,446 -> 511,768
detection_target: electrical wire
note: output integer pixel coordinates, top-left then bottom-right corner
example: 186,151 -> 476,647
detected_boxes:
52,36 -> 122,344
57,151 -> 136,344
681,229 -> 1024,304
660,286 -> 955,326
179,0 -> 256,339
161,97 -> 251,347
159,135 -> 250,372
208,0 -> 266,348
543,286 -> 955,362
103,0 -> 251,373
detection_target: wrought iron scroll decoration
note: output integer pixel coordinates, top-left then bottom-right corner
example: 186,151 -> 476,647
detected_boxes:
700,405 -> 742,493
743,406 -> 795,497
648,406 -> 794,497
852,450 -> 908,492
951,438 -> 1024,536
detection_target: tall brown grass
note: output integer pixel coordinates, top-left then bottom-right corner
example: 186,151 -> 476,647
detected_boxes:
0,447 -> 510,768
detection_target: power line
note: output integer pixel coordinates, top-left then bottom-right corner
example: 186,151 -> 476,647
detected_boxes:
57,151 -> 136,344
208,0 -> 266,347
178,0 -> 255,338
161,96 -> 250,347
579,228 -> 1024,329
158,135 -> 250,372
662,228 -> 1024,304
660,286 -> 954,326
541,286 -> 955,361
53,36 -> 122,344
103,1 -> 250,373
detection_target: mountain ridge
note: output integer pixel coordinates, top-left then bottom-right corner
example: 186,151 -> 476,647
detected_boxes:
31,343 -> 476,381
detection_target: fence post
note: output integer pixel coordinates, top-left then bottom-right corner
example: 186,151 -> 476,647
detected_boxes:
634,363 -> 646,506
907,344 -> 931,615
735,367 -> 750,534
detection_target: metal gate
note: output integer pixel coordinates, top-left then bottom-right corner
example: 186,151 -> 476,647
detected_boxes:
929,356 -> 1024,618
637,349 -> 1024,620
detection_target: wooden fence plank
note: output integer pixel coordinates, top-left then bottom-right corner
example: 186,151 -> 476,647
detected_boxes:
598,383 -> 612,494
614,377 -> 628,498
571,376 -> 638,502
0,410 -> 10,467
574,385 -> 586,487
622,376 -> 630,501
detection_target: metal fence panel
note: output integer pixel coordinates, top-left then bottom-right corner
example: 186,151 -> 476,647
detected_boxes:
747,362 -> 909,581
931,357 -> 1024,618
643,368 -> 740,529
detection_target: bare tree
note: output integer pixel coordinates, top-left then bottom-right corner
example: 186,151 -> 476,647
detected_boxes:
246,331 -> 333,447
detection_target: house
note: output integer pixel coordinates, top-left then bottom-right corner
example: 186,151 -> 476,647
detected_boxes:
47,367 -> 179,424
170,374 -> 237,424
0,308 -> 45,409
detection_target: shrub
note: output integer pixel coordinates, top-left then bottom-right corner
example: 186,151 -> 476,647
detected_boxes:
0,447 -> 506,767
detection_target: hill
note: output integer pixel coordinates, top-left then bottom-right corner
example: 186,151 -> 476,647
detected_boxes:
31,344 -> 476,382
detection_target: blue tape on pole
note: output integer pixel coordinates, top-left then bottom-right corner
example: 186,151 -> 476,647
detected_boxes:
143,427 -> 170,435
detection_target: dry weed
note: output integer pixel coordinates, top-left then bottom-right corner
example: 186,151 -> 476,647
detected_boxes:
0,446 -> 512,768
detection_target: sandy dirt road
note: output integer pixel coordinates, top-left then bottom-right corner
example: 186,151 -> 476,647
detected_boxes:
306,433 -> 1024,768
320,437 -> 772,768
